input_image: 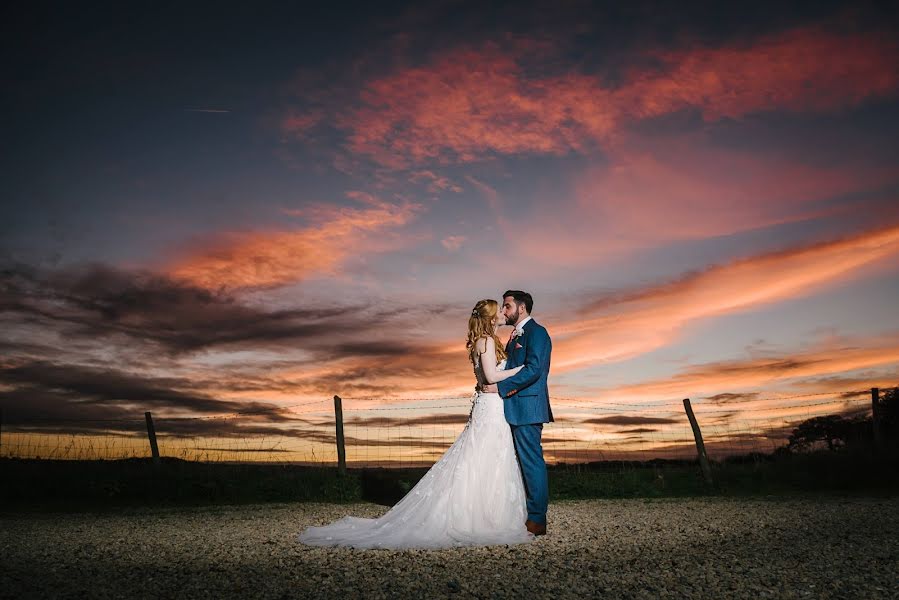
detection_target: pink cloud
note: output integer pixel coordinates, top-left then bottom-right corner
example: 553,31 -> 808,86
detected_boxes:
337,46 -> 599,167
281,109 -> 326,138
463,133 -> 899,268
625,26 -> 899,121
410,170 -> 464,194
588,151 -> 885,254
441,235 -> 466,251
283,25 -> 899,167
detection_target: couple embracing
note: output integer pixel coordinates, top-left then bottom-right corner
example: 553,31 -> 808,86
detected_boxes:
299,290 -> 553,549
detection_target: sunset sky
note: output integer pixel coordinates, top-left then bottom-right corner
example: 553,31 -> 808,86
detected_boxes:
2,1 -> 898,462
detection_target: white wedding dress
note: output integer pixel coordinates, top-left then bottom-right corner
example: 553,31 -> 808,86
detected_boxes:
298,358 -> 533,549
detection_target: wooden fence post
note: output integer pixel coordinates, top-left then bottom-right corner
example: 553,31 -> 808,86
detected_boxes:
683,398 -> 714,487
871,388 -> 884,450
144,411 -> 160,463
333,395 -> 347,476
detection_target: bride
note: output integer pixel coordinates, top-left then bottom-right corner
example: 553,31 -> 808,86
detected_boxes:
298,299 -> 534,549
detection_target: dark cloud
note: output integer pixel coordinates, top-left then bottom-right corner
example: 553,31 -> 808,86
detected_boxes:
1,360 -> 231,412
4,411 -> 332,440
345,413 -> 470,427
293,349 -> 471,397
582,415 -> 681,426
707,430 -> 791,442
615,428 -> 660,433
697,411 -> 740,424
0,260 -> 401,356
541,436 -> 580,445
0,259 -> 474,426
193,447 -> 291,453
154,420 -> 328,440
0,359 -> 311,425
328,341 -> 426,358
839,389 -> 875,399
545,447 -> 672,462
343,436 -> 451,449
835,404 -> 875,420
703,392 -> 759,404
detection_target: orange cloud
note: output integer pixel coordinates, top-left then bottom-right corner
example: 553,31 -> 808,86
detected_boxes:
285,25 -> 899,166
268,346 -> 472,402
189,223 -> 899,408
605,335 -> 899,405
165,196 -> 420,290
552,224 -> 899,370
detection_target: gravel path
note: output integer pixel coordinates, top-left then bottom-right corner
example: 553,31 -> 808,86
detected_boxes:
2,497 -> 898,599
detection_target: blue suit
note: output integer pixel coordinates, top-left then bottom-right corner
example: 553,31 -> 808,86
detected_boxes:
497,318 -> 552,525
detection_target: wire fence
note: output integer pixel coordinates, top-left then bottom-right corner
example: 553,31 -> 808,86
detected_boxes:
1,386 -> 894,468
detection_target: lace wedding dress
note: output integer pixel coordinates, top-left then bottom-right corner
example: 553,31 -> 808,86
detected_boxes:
298,358 -> 533,549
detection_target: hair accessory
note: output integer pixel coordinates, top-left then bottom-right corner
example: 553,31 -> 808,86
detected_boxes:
471,309 -> 479,317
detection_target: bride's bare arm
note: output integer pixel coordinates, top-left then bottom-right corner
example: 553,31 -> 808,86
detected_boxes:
479,336 -> 523,384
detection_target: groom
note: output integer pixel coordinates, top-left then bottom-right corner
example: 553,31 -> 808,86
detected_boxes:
484,290 -> 553,536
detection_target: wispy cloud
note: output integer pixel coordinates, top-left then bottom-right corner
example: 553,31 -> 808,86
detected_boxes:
165,194 -> 421,290
267,343 -> 470,399
346,413 -> 470,427
624,26 -> 899,121
0,261 -> 382,356
552,224 -> 899,370
410,170 -> 463,194
605,334 -> 899,403
582,415 -> 681,426
441,235 -> 466,252
0,358 -> 302,423
488,139 -> 898,266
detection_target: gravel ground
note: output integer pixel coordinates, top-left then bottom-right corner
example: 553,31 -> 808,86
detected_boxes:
2,497 -> 898,599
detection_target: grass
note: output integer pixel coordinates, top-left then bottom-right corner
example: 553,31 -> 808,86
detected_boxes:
0,457 -> 361,511
2,450 -> 897,512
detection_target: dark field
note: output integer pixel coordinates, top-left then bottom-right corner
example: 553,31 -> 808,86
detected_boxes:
2,451 -> 897,510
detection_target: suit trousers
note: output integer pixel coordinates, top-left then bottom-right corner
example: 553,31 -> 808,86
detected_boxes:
510,423 -> 548,524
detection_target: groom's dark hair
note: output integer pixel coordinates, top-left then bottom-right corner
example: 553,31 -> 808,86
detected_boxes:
503,290 -> 533,314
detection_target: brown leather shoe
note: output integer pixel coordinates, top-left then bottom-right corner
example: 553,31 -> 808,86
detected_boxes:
525,519 -> 547,536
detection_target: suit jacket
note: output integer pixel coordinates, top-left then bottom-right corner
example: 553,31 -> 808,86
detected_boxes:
497,318 -> 553,425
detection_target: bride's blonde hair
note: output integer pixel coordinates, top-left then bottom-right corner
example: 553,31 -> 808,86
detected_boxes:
466,299 -> 507,365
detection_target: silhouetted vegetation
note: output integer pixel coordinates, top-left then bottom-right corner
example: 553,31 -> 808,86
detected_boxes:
0,457 -> 360,511
880,387 -> 899,439
786,414 -> 870,452
3,451 -> 896,511
785,388 -> 898,453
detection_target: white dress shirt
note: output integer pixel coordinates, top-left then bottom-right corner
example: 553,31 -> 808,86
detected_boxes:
513,315 -> 532,337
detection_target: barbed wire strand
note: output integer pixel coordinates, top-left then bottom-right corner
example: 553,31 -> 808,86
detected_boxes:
2,386 -> 894,464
